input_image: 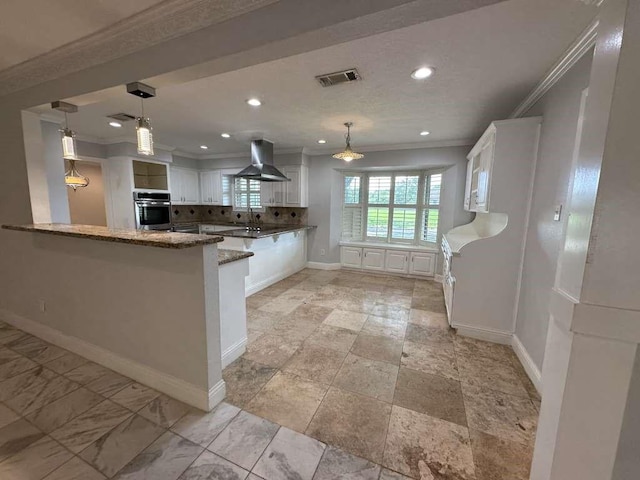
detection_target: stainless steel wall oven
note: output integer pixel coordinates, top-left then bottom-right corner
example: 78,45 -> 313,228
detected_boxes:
133,192 -> 172,230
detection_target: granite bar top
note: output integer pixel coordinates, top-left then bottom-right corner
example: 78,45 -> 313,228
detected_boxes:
2,224 -> 224,249
218,248 -> 254,265
211,224 -> 316,239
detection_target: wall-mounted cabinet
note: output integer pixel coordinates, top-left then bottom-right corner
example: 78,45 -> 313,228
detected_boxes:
170,167 -> 200,204
132,160 -> 168,191
340,244 -> 435,277
260,165 -> 308,207
200,170 -> 222,205
465,129 -> 495,213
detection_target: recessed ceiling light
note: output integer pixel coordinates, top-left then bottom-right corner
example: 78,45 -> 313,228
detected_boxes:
411,66 -> 435,80
200,145 -> 208,150
317,139 -> 327,144
109,121 -> 122,128
221,133 -> 231,138
420,131 -> 430,136
246,98 -> 262,107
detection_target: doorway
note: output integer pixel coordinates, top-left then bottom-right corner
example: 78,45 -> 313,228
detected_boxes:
66,160 -> 108,226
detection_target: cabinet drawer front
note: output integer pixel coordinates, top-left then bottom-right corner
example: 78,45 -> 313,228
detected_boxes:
385,250 -> 409,273
409,253 -> 435,276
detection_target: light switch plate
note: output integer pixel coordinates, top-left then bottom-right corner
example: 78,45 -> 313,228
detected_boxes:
554,204 -> 562,221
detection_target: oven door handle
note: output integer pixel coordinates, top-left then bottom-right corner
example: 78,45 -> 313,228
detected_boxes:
136,201 -> 171,206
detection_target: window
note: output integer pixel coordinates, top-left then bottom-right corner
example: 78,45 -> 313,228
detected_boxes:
234,178 -> 262,210
341,170 -> 442,245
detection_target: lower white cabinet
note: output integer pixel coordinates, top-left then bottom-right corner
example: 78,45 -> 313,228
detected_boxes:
340,245 -> 436,277
362,249 -> 385,271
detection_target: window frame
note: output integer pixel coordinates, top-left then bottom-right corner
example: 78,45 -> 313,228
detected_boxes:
232,177 -> 264,212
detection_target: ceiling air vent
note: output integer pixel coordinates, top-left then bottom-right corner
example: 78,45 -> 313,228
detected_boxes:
107,113 -> 136,122
315,68 -> 362,87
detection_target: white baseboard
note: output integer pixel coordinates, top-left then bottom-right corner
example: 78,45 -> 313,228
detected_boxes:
452,323 -> 513,345
511,334 -> 542,395
0,308 -> 221,411
221,338 -> 246,369
246,264 -> 307,296
306,262 -> 342,271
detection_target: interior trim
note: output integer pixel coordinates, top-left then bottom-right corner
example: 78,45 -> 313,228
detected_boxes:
512,334 -> 543,394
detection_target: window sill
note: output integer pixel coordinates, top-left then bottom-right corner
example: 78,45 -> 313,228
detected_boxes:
339,240 -> 438,253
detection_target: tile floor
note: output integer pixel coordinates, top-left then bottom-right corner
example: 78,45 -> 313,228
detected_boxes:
0,268 -> 541,480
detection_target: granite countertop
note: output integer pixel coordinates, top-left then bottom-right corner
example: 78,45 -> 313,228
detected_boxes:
209,224 -> 316,239
217,249 -> 254,265
1,224 -> 224,249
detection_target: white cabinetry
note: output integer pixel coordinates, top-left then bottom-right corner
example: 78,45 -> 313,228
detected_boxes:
341,247 -> 362,268
259,165 -> 308,207
340,244 -> 435,277
465,129 -> 495,213
200,170 -> 222,205
170,167 -> 200,204
385,251 -> 409,273
409,252 -> 435,276
362,248 -> 385,271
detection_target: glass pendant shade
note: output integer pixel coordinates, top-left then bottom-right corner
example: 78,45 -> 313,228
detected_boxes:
136,117 -> 154,155
65,159 -> 90,190
60,128 -> 78,160
333,122 -> 364,162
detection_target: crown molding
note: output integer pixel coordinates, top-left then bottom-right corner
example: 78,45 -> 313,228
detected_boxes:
303,138 -> 476,156
510,18 -> 598,118
0,0 -> 279,97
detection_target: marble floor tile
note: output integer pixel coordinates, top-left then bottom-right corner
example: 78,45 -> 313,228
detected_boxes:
7,335 -> 67,364
50,399 -> 133,453
247,328 -> 265,346
25,387 -> 104,433
453,336 -> 516,364
0,366 -> 80,415
43,456 -> 106,480
0,402 -> 20,429
408,309 -> 449,328
243,334 -> 302,368
401,340 -> 459,380
246,309 -> 280,332
375,294 -> 412,309
336,295 -> 377,315
258,289 -> 314,315
0,325 -> 24,345
44,352 -> 89,375
0,355 -> 38,381
379,469 -> 412,480
361,315 -> 407,341
369,305 -> 410,323
253,427 -> 325,480
510,357 -> 542,403
246,293 -> 271,310
470,429 -> 532,480
0,347 -> 21,365
462,383 -> 538,446
307,286 -> 351,309
0,436 -> 72,480
80,414 -> 165,477
288,303 -> 334,324
270,316 -> 322,342
85,370 -> 133,397
114,431 -> 203,480
383,405 -> 475,480
245,372 -> 328,433
223,358 -> 278,408
179,450 -> 249,480
0,418 -> 44,462
394,367 -> 467,427
457,354 -> 528,398
64,362 -> 113,385
305,325 -> 358,353
208,410 -> 279,470
405,323 -> 453,345
333,354 -> 398,403
322,310 -> 368,332
139,394 -> 192,428
411,293 -> 446,313
110,383 -> 160,412
350,334 -> 403,365
282,344 -> 346,385
313,445 -> 381,480
306,387 -> 391,464
171,402 -> 240,447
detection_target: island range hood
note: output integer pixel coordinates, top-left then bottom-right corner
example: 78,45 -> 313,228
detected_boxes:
235,139 -> 291,182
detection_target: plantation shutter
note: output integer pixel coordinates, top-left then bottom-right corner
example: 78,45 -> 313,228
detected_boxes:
342,174 -> 364,240
422,173 -> 442,244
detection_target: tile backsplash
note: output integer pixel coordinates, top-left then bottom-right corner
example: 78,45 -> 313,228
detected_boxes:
172,205 -> 308,226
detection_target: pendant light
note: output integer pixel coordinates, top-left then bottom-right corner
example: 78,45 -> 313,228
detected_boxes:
333,122 -> 364,162
127,82 -> 156,156
52,101 -> 90,190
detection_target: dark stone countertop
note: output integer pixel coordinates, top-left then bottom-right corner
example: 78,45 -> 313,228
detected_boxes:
2,224 -> 224,249
217,249 -> 254,265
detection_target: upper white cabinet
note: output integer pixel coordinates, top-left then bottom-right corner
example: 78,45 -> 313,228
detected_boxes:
260,165 -> 308,207
200,170 -> 222,205
465,129 -> 495,213
170,167 -> 200,204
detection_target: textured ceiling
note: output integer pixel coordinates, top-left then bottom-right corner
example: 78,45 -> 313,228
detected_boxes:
31,0 -> 597,156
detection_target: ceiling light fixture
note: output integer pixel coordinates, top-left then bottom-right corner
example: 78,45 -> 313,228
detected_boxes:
64,160 -> 90,191
317,139 -> 327,144
246,98 -> 262,107
411,66 -> 434,80
200,145 -> 208,150
52,101 -> 90,190
109,121 -> 122,128
332,122 -> 364,162
127,82 -> 156,156
221,133 -> 231,138
420,131 -> 430,136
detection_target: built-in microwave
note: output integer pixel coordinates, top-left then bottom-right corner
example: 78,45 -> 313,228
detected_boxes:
133,192 -> 172,230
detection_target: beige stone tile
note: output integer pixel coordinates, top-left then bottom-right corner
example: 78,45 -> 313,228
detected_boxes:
246,309 -> 280,332
458,353 -> 529,398
323,310 -> 368,332
383,405 -> 475,480
361,315 -> 407,341
470,429 -> 533,480
350,333 -> 403,365
0,403 -> 19,430
404,323 -> 454,345
333,354 -> 398,403
401,340 -> 458,380
282,344 -> 347,385
510,354 -> 542,402
222,357 -> 278,408
306,387 -> 391,464
453,335 -> 516,364
376,293 -> 412,308
394,367 -> 467,426
246,293 -> 271,310
305,325 -> 358,353
258,289 -> 314,315
337,295 -> 377,314
411,292 -> 446,313
462,383 -> 538,446
307,285 -> 351,309
379,468 -> 412,479
408,308 -> 449,328
369,304 -> 410,322
243,334 -> 302,368
245,371 -> 328,433
247,328 -> 265,345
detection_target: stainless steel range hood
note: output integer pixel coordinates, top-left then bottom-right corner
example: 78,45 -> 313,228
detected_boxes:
235,140 -> 291,182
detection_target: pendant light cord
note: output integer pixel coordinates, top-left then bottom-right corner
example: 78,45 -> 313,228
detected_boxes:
141,97 -> 145,118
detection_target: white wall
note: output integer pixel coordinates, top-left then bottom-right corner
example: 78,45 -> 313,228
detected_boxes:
514,52 -> 593,369
306,146 -> 473,266
67,161 -> 108,226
